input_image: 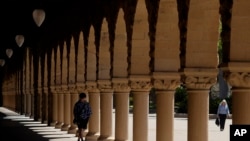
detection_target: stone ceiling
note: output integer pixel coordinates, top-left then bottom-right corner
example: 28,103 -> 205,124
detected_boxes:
0,0 -> 124,77
0,0 -> 233,82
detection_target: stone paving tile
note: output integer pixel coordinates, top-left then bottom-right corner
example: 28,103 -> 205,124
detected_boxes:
1,107 -> 231,141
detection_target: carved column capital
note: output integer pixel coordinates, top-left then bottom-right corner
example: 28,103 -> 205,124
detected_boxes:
97,80 -> 113,93
49,85 -> 57,94
221,62 -> 250,88
153,72 -> 181,90
68,84 -> 78,94
29,88 -> 34,95
76,82 -> 86,93
184,68 -> 218,90
42,87 -> 48,94
129,75 -> 152,92
55,85 -> 62,91
185,76 -> 217,89
61,84 -> 68,92
112,78 -> 131,92
37,87 -> 42,93
86,81 -> 100,93
224,72 -> 250,88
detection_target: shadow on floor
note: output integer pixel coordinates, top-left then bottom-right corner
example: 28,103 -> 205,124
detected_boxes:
0,112 -> 49,141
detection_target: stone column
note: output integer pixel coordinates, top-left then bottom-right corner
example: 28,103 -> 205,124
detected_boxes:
55,86 -> 64,129
85,23 -> 99,140
222,64 -> 250,124
68,84 -> 79,134
222,0 -> 250,125
68,36 -> 78,134
37,87 -> 42,121
61,85 -> 71,131
15,73 -> 20,113
184,0 -> 219,140
86,81 -> 101,141
2,82 -> 11,108
97,80 -> 114,141
112,78 -> 131,141
153,73 -> 181,141
26,89 -> 31,117
76,83 -> 88,137
25,48 -> 31,117
37,57 -> 42,121
55,44 -> 63,128
232,89 -> 250,124
61,41 -> 71,131
50,86 -> 58,126
49,47 -> 57,126
42,87 -> 49,124
184,69 -> 217,141
42,53 -> 49,124
1,82 -> 7,107
30,54 -> 34,119
130,76 -> 152,141
22,59 -> 27,115
70,31 -> 87,135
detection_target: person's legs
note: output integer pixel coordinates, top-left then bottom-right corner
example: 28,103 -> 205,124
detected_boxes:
76,126 -> 81,141
219,114 -> 227,131
78,128 -> 83,141
77,120 -> 84,141
80,118 -> 89,140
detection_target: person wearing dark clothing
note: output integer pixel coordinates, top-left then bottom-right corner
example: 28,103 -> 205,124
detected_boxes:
217,99 -> 230,131
73,93 -> 92,141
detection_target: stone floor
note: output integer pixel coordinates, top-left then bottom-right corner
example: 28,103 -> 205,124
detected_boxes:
0,107 -> 231,141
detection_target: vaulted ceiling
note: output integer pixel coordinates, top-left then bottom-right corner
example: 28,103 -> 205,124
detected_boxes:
0,0 -> 126,79
0,0 -> 233,84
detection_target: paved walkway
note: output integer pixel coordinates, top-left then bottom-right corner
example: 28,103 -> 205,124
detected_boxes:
0,107 -> 231,141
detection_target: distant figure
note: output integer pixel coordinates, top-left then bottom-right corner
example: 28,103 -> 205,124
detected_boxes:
73,93 -> 92,141
217,99 -> 230,131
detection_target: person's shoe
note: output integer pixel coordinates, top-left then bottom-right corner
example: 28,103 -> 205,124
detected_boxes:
220,129 -> 224,131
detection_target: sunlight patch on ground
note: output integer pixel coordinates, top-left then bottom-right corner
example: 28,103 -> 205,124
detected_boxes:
1,107 -> 80,141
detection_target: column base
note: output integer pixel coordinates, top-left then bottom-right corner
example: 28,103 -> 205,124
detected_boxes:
68,125 -> 78,134
30,115 -> 34,119
42,120 -> 48,124
55,122 -> 63,129
49,121 -> 58,127
61,124 -> 70,131
25,113 -> 31,117
98,136 -> 114,141
76,130 -> 89,137
85,132 -> 100,141
38,118 -> 42,123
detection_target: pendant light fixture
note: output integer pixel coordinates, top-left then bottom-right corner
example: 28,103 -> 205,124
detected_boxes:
32,9 -> 45,27
15,35 -> 25,47
0,59 -> 5,67
6,48 -> 13,58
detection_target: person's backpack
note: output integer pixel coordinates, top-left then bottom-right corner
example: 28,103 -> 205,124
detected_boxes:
79,102 -> 92,120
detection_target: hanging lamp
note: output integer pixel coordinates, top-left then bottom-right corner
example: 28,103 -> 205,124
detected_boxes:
0,59 -> 5,67
6,49 -> 13,58
32,9 -> 45,27
15,35 -> 25,47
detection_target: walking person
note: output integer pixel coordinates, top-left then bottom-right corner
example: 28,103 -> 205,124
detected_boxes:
73,93 -> 92,141
217,99 -> 230,131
